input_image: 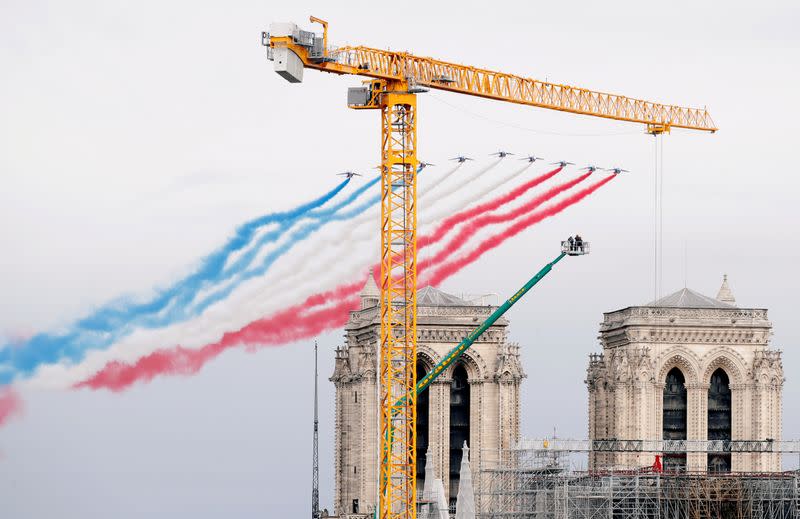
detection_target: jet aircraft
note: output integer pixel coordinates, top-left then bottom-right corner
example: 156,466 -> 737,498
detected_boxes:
490,151 -> 515,158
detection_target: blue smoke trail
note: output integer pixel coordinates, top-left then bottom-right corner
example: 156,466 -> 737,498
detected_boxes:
182,175 -> 418,319
78,177 -> 354,332
182,193 -> 381,317
0,170 -> 410,384
218,176 -> 379,279
0,177 -> 361,382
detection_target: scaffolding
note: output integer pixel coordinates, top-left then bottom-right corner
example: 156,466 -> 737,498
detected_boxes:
477,446 -> 800,519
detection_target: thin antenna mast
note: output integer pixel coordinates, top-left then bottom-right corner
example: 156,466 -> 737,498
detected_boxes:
684,240 -> 688,288
312,340 -> 320,519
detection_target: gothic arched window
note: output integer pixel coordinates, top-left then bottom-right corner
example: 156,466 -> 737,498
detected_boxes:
416,360 -> 430,488
449,363 -> 470,509
663,367 -> 687,471
708,368 -> 732,472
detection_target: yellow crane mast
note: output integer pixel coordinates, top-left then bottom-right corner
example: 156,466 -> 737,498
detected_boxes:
263,18 -> 716,519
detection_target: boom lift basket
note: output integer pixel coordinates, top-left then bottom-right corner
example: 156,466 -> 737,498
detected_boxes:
562,239 -> 589,256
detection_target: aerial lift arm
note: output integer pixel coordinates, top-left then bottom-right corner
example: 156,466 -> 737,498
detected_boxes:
414,240 -> 588,398
384,239 -> 589,498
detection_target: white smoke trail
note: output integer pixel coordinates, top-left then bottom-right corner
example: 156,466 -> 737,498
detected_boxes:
297,160 -> 505,267
420,162 -> 532,226
27,161 -> 516,389
134,158 -> 512,356
418,163 -> 462,198
419,159 -> 501,205
25,245 -> 373,390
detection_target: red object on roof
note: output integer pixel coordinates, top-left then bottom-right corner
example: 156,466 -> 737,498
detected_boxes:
652,455 -> 663,473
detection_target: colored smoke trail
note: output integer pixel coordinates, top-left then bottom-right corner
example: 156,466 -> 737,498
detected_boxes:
423,175 -> 616,287
0,178 -> 366,384
180,193 -> 382,317
24,171 -> 437,389
56,164 -> 572,389
0,387 -> 22,427
421,159 -> 501,206
26,258 -> 371,391
419,172 -> 590,269
234,160 -> 519,326
76,287 -> 363,392
419,162 -> 533,226
243,163 -> 486,310
418,163 -> 462,198
215,176 -> 379,281
306,176 -> 380,218
74,178 -> 616,392
419,166 -> 563,248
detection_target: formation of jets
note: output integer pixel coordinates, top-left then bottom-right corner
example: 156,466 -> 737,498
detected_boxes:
581,166 -> 631,174
343,156 -> 629,178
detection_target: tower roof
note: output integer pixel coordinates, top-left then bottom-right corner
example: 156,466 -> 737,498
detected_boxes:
716,274 -> 736,305
360,268 -> 380,298
417,285 -> 472,306
646,287 -> 736,309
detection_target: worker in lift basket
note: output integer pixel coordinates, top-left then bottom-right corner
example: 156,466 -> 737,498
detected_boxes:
575,234 -> 583,252
567,236 -> 575,252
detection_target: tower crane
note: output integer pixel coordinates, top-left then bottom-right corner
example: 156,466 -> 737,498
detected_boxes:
262,19 -> 716,519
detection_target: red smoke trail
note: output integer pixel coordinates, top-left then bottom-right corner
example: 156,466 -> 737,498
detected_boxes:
77,176 -> 614,392
0,387 -> 23,427
418,167 -> 562,248
418,172 -> 590,271
424,175 -> 615,287
77,296 -> 360,392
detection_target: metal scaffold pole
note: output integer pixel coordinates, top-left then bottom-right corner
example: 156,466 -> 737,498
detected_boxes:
476,443 -> 800,519
312,340 -> 320,519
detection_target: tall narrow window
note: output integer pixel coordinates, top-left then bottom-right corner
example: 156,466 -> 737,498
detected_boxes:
708,368 -> 732,472
663,367 -> 687,471
449,363 -> 470,509
416,361 -> 430,489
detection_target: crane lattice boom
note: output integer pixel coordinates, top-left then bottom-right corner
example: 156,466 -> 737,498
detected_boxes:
265,23 -> 716,133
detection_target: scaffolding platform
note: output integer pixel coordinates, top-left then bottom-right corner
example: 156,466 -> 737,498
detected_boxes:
476,445 -> 800,518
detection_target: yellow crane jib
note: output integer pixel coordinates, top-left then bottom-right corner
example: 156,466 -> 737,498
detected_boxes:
261,18 -> 715,519
261,20 -> 717,132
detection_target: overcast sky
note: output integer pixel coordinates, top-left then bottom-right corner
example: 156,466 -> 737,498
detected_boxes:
1,1 -> 799,517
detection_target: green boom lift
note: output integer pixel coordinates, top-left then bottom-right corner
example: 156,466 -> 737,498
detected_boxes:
412,237 -> 588,399
380,237 -> 590,505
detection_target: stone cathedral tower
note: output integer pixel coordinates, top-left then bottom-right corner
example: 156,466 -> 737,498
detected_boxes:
586,276 -> 784,472
331,272 -> 525,516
